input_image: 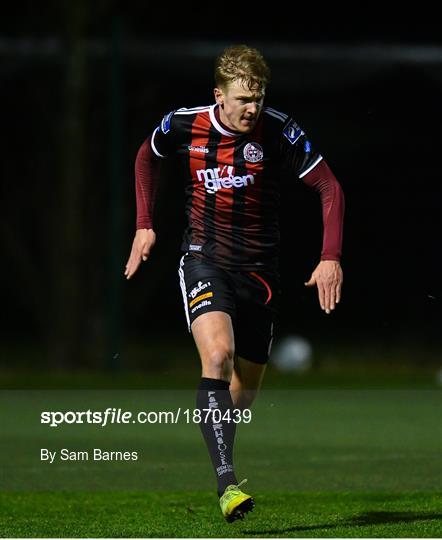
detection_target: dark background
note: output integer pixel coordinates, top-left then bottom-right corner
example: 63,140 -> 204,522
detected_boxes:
2,5 -> 441,374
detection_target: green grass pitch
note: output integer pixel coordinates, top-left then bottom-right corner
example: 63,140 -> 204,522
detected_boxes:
0,491 -> 441,537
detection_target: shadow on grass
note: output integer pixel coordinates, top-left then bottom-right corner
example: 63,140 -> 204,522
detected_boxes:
243,510 -> 442,536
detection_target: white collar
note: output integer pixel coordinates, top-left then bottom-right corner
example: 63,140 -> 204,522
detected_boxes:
209,104 -> 241,137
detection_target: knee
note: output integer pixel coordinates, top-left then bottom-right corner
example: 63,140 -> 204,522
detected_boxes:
203,346 -> 234,379
231,389 -> 258,410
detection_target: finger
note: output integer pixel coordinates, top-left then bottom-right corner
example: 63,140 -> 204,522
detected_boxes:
317,282 -> 325,311
142,246 -> 153,262
322,282 -> 331,314
132,258 -> 142,274
130,249 -> 141,266
329,284 -> 336,311
304,275 -> 316,287
125,262 -> 134,279
125,254 -> 141,280
141,244 -> 152,262
126,263 -> 138,280
335,281 -> 342,304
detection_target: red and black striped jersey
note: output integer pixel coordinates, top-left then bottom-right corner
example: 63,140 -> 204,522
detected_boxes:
150,104 -> 324,272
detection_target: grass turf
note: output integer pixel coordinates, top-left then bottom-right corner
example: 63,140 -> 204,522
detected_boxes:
0,491 -> 441,537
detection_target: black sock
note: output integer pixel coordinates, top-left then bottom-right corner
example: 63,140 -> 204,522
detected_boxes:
196,377 -> 238,497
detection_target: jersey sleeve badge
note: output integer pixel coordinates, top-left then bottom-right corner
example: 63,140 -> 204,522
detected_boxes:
283,120 -> 304,145
160,110 -> 175,134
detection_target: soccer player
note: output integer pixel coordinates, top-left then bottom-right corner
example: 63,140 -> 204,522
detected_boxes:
125,45 -> 344,522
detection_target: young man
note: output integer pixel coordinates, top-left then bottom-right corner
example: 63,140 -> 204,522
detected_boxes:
125,45 -> 344,522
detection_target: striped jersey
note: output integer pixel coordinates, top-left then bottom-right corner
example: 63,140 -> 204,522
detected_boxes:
150,104 -> 323,272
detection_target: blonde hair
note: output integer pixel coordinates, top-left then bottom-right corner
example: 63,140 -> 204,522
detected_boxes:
215,44 -> 270,91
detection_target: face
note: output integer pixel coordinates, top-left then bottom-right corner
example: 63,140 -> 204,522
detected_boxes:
214,79 -> 265,133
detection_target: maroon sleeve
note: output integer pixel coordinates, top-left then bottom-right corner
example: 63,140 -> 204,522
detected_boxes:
301,159 -> 345,261
135,137 -> 161,230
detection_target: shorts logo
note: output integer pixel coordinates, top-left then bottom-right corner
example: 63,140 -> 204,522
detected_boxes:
196,166 -> 255,194
243,142 -> 263,163
191,299 -> 212,313
189,291 -> 213,308
189,280 -> 211,299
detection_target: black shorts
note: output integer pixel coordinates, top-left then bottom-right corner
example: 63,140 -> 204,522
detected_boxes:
178,252 -> 281,364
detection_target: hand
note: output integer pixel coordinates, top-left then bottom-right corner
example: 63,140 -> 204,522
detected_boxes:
124,228 -> 156,280
305,260 -> 343,314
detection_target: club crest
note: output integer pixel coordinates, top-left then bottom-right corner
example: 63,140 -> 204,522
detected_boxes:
243,142 -> 264,163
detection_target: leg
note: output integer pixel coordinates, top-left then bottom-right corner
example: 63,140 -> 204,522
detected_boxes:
230,355 -> 267,410
178,256 -> 256,521
191,310 -> 235,381
191,310 -> 240,497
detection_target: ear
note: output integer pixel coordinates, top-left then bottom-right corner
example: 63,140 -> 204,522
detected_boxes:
214,87 -> 224,105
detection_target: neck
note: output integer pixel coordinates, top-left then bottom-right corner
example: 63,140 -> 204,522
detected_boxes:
216,104 -> 238,132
